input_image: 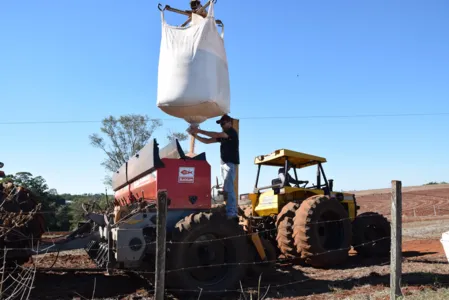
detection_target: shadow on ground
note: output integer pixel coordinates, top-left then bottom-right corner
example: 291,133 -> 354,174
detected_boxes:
29,271 -> 154,300
27,251 -> 446,300
262,271 -> 449,300
290,250 -> 437,270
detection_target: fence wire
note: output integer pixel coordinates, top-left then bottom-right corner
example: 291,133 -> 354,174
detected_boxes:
1,200 -> 449,298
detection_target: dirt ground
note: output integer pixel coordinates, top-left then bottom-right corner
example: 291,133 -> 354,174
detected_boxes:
7,184 -> 449,299
22,237 -> 449,300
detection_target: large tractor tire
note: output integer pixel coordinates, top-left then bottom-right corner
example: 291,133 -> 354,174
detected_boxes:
293,195 -> 352,268
352,212 -> 390,257
211,203 -> 227,216
247,236 -> 277,277
211,203 -> 247,221
276,202 -> 300,258
167,211 -> 250,292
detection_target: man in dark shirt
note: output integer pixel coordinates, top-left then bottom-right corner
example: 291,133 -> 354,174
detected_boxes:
188,114 -> 239,220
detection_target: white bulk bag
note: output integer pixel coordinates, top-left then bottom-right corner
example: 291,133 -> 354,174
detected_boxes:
156,1 -> 230,125
441,231 -> 449,262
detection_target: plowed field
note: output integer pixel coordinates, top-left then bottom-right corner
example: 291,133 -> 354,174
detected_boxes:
354,184 -> 449,219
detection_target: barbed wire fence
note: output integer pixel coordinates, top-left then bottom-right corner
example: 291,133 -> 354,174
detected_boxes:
1,183 -> 449,299
0,237 -> 54,300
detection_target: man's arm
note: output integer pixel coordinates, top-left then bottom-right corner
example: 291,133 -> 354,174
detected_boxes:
193,134 -> 218,144
196,128 -> 228,139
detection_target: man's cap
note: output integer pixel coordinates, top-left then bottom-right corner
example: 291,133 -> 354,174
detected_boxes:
216,114 -> 232,124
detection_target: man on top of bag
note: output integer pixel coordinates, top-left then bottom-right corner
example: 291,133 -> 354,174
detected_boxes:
189,0 -> 207,17
188,114 -> 240,222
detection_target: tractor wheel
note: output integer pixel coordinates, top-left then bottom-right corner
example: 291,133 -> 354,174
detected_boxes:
293,195 -> 352,268
248,236 -> 277,277
167,211 -> 250,292
352,212 -> 390,257
276,202 -> 300,258
211,203 -> 227,216
211,203 -> 247,221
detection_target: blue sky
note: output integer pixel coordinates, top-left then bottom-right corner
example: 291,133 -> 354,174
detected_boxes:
1,0 -> 448,195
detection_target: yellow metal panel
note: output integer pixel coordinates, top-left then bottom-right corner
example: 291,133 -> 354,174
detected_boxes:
251,233 -> 267,260
341,192 -> 357,220
254,149 -> 326,168
254,190 -> 279,216
342,200 -> 356,220
248,193 -> 258,213
331,192 -> 357,220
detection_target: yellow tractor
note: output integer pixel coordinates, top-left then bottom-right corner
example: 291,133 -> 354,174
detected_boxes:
239,148 -> 390,268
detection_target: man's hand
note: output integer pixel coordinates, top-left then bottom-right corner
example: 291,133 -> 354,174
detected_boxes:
189,126 -> 200,135
186,125 -> 198,136
186,125 -> 227,140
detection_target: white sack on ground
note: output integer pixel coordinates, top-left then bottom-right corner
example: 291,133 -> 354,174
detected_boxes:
156,1 -> 230,124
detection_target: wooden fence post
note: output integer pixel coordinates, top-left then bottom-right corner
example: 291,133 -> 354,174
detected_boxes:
390,180 -> 403,299
155,190 -> 168,300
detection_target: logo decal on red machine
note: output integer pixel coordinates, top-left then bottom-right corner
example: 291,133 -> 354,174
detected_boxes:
178,167 -> 195,183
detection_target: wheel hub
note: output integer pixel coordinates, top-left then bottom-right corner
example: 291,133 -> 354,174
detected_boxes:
187,233 -> 229,284
318,211 -> 344,250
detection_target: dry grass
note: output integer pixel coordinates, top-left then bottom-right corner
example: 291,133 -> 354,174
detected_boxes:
398,288 -> 449,300
339,287 -> 449,300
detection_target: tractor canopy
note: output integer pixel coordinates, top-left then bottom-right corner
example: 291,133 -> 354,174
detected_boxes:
254,149 -> 327,169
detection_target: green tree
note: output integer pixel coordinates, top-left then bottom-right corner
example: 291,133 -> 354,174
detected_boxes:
89,114 -> 188,186
67,193 -> 113,230
2,172 -> 48,194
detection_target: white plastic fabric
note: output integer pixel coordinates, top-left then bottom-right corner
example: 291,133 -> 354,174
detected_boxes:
441,231 -> 449,262
156,1 -> 230,125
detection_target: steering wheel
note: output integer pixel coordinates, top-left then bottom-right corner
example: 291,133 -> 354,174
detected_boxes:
294,181 -> 309,188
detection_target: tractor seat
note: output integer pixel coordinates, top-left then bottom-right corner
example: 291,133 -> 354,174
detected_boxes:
272,178 -> 282,185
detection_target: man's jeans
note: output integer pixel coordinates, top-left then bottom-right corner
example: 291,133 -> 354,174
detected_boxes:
221,162 -> 237,218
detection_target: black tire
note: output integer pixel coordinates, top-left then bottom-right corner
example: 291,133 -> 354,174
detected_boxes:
211,203 -> 227,216
352,212 -> 390,257
248,236 -> 277,277
276,202 -> 300,258
211,203 -> 246,220
167,211 -> 250,292
293,195 -> 352,268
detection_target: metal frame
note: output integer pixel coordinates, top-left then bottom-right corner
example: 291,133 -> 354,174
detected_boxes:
157,0 -> 224,29
252,159 -> 333,196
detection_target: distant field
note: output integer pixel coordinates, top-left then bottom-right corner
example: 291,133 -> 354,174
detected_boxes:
353,184 -> 449,218
239,184 -> 449,220
350,183 -> 449,196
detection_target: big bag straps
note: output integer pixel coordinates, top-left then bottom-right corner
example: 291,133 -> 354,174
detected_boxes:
158,0 -> 223,39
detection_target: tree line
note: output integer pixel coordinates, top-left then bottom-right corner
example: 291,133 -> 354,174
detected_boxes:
1,114 -> 188,231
